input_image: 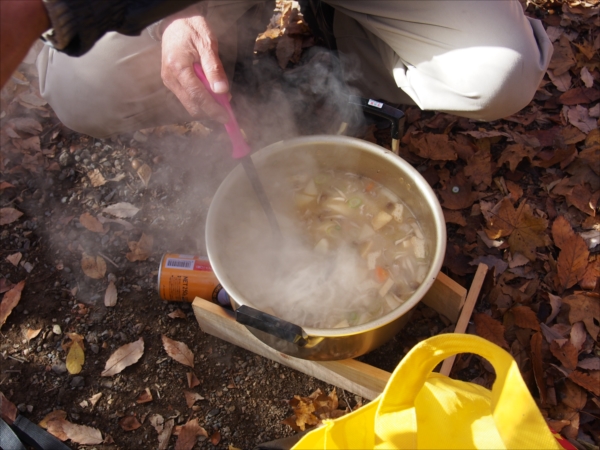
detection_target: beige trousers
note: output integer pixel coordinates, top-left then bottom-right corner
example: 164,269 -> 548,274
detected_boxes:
36,0 -> 552,138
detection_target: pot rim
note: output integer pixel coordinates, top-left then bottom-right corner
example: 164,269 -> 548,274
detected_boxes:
206,135 -> 447,337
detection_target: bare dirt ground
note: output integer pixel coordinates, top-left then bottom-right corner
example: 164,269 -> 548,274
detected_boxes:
1,1 -> 599,449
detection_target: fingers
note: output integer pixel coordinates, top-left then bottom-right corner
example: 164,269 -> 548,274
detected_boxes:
161,17 -> 230,123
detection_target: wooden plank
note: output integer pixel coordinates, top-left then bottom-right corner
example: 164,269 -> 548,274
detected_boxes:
421,271 -> 467,323
192,298 -> 391,400
439,263 -> 488,376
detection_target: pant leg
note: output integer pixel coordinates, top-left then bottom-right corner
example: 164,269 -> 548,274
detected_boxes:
36,0 -> 267,139
326,0 -> 553,120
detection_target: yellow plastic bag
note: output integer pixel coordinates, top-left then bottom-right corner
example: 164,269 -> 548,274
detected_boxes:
293,334 -> 563,449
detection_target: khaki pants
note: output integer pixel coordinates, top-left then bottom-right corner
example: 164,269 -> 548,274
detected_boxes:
36,0 -> 552,138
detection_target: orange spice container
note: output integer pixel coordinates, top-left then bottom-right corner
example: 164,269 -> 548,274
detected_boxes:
157,254 -> 230,305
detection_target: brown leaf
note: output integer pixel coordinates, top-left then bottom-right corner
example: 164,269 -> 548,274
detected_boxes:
0,207 -> 23,225
0,182 -> 15,190
557,235 -> 589,291
136,163 -> 152,187
136,388 -> 153,404
570,322 -> 587,352
547,69 -> 571,92
126,233 -> 153,262
580,259 -> 600,290
104,281 -> 118,307
45,419 -> 69,441
183,390 -> 204,408
530,332 -> 547,405
552,216 -> 576,250
438,171 -> 478,210
39,410 -> 67,429
548,35 -> 576,76
512,305 -> 541,331
276,34 -> 295,69
8,117 -> 42,135
87,169 -> 106,187
158,418 -> 175,450
0,279 -> 14,294
187,372 -> 200,389
119,416 -> 142,431
0,280 -> 25,329
79,212 -> 107,234
547,293 -> 562,324
6,252 -> 22,266
473,313 -> 508,349
568,370 -> 600,396
21,136 -> 40,152
162,335 -> 194,368
561,379 -> 588,411
0,392 -> 17,424
210,430 -> 221,445
442,209 -> 467,226
168,309 -> 186,319
578,357 -> 600,370
81,253 -> 107,279
550,339 -> 578,370
464,140 -> 492,187
101,337 -> 145,376
25,327 -> 42,342
559,87 -> 600,105
102,202 -> 139,218
566,105 -> 597,134
563,294 -> 600,340
566,184 -> 595,216
61,420 -> 103,445
408,132 -> 458,161
175,419 -> 207,450
485,199 -> 548,261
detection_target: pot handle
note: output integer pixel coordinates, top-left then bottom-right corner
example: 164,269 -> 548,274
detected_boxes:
348,95 -> 405,154
235,305 -> 309,347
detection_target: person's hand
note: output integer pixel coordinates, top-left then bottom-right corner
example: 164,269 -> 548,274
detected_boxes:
161,15 -> 230,123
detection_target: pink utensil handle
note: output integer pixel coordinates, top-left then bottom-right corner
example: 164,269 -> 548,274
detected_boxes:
193,62 -> 250,159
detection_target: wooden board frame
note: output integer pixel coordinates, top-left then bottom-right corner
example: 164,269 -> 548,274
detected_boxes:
192,263 -> 488,400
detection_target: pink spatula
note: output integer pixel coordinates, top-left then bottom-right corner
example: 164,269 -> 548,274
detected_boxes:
193,63 -> 281,237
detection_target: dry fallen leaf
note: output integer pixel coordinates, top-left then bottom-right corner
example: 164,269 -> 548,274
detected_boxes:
183,390 -> 204,408
0,280 -> 25,329
210,430 -> 221,445
137,163 -> 152,187
101,337 -> 144,376
0,392 -> 18,424
162,335 -> 194,368
408,132 -> 458,161
104,281 -> 118,307
136,388 -> 153,404
568,370 -> 600,396
187,372 -> 200,389
473,313 -> 508,349
168,309 -> 186,319
511,305 -> 541,331
102,202 -> 139,218
497,144 -> 538,173
158,418 -> 175,450
64,333 -> 85,375
87,169 -> 106,187
0,207 -> 23,226
175,418 -> 207,450
81,253 -> 107,279
550,339 -> 578,371
562,294 -> 599,340
119,416 -> 142,431
79,212 -> 107,234
530,332 -> 547,406
39,410 -> 67,429
485,199 -> 549,261
580,260 -> 600,290
556,234 -> 589,291
6,252 -> 22,266
126,233 -> 153,262
88,393 -> 102,408
25,327 -> 42,342
60,420 -> 103,445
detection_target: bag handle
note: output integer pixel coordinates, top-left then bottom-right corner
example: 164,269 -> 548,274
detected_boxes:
374,334 -> 560,449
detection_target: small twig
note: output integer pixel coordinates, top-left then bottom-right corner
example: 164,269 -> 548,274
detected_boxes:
44,385 -> 60,394
0,375 -> 9,385
3,370 -> 21,373
8,355 -> 26,363
98,252 -> 119,268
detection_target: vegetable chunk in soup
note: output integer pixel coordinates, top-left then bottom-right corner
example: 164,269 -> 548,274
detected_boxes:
289,170 -> 429,328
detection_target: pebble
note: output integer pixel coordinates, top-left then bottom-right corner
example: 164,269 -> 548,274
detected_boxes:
90,344 -> 100,354
101,379 -> 113,388
107,273 -> 117,283
52,324 -> 62,335
71,376 -> 85,387
207,408 -> 220,417
58,152 -> 71,167
17,403 -> 27,413
52,362 -> 67,374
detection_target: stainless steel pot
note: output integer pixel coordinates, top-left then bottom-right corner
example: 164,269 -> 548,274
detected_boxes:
206,135 -> 446,360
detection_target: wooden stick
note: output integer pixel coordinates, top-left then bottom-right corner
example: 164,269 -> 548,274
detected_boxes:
421,271 -> 467,323
439,263 -> 488,376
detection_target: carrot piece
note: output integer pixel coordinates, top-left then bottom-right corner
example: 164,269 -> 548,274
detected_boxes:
365,182 -> 375,192
375,266 -> 388,283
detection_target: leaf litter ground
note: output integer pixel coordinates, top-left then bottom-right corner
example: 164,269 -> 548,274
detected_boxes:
1,0 -> 599,449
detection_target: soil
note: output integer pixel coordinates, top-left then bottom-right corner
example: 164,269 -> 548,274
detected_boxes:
0,57 -> 453,450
